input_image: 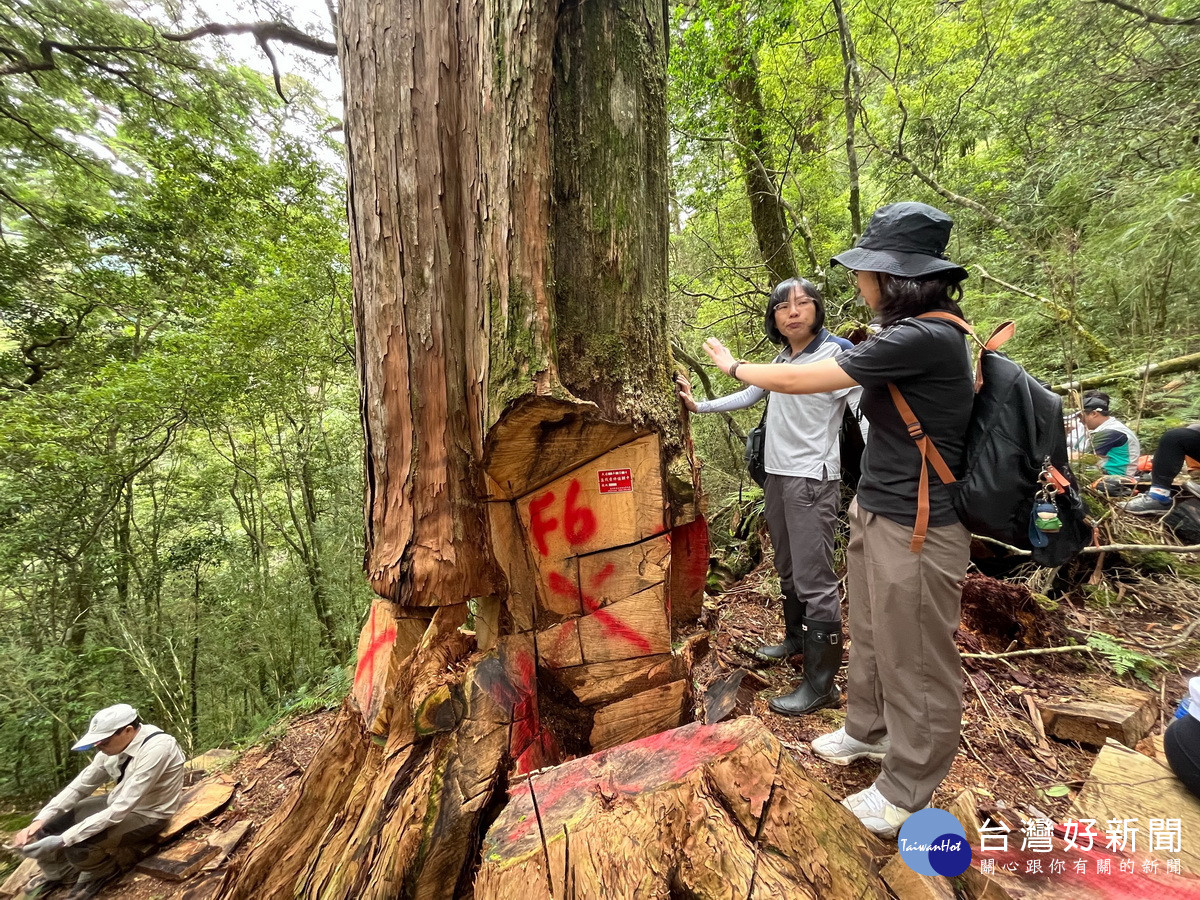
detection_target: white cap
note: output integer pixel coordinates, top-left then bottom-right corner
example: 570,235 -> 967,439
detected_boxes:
72,704 -> 138,751
1188,677 -> 1200,723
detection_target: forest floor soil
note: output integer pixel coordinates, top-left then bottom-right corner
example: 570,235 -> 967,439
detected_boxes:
7,518 -> 1200,898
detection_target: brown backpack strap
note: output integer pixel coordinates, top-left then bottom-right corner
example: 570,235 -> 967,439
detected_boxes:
917,312 -> 1017,392
888,384 -> 956,553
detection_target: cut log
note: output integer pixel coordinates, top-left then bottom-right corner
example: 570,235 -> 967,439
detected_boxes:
137,839 -> 220,881
483,397 -> 646,502
880,855 -> 955,900
0,858 -> 38,899
1036,686 -> 1156,748
201,821 -> 253,871
1071,737 -> 1200,876
476,717 -> 889,899
588,679 -> 690,751
160,777 -> 236,841
185,748 -> 234,776
946,790 -> 984,849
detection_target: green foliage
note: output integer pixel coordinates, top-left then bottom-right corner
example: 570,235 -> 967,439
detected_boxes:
1085,631 -> 1165,686
668,0 -> 1200,531
0,1 -> 363,801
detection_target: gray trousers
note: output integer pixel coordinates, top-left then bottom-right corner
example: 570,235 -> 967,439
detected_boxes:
36,796 -> 167,883
843,499 -> 970,811
763,474 -> 842,621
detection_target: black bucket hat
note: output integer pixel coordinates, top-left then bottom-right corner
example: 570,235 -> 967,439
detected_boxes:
831,202 -> 968,280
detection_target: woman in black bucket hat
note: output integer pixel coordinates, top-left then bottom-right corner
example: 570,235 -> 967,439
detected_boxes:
703,202 -> 974,838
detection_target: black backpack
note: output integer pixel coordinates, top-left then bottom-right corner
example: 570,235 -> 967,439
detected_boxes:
1165,501 -> 1200,545
891,314 -> 1091,566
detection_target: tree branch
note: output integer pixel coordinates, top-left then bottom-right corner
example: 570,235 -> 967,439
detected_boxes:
1092,0 -> 1200,26
162,22 -> 337,57
1049,351 -> 1200,394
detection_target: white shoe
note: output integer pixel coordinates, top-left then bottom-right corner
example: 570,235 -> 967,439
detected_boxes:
841,783 -> 922,839
810,727 -> 889,766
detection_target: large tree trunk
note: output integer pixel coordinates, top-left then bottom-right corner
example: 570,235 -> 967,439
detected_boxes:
222,0 -> 704,897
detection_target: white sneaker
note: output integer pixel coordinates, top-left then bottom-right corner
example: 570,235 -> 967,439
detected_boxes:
841,783 -> 921,839
810,727 -> 890,765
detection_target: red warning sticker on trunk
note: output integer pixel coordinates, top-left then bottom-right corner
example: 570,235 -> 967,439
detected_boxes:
598,468 -> 633,493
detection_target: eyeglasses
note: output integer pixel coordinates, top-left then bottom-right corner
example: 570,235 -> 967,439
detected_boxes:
772,298 -> 815,313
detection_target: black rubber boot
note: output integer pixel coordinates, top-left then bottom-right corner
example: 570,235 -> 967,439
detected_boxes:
767,617 -> 842,716
755,590 -> 805,664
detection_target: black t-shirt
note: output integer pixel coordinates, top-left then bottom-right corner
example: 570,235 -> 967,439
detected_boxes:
837,317 -> 974,527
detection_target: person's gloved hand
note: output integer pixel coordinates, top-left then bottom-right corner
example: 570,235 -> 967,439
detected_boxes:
21,835 -> 65,859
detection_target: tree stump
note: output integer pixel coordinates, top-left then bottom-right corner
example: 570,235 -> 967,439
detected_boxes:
476,717 -> 888,899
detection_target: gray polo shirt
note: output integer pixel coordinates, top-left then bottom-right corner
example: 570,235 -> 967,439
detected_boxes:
695,330 -> 863,481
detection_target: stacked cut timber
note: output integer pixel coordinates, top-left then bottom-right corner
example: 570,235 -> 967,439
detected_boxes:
475,717 -> 888,899
483,397 -> 708,764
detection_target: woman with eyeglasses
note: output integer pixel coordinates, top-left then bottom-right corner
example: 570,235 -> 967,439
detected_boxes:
677,277 -> 861,717
702,203 -> 974,838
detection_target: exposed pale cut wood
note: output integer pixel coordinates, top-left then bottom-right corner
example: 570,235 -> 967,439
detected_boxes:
476,717 -> 888,899
576,587 -> 672,663
137,839 -> 220,881
161,777 -> 236,840
352,600 -> 401,732
1071,737 -> 1200,875
483,397 -> 644,501
514,434 -> 665,574
554,653 -> 679,706
576,535 -> 671,612
881,855 -> 955,900
486,495 -> 539,633
201,821 -> 253,871
589,679 -> 690,751
0,858 -> 38,898
1037,686 -> 1156,748
947,790 -> 984,849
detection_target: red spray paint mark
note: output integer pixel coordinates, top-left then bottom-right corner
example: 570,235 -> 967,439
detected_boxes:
548,564 -> 651,654
501,722 -> 744,847
529,492 -> 558,557
529,479 -> 598,557
350,607 -> 398,720
563,480 -> 597,545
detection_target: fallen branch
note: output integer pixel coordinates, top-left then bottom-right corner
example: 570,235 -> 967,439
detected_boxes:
962,645 -> 1095,660
1081,542 -> 1200,555
971,534 -> 1200,558
1050,351 -> 1200,394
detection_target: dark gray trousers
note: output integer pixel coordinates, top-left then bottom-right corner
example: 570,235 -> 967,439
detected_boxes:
36,796 -> 167,883
763,474 -> 842,621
